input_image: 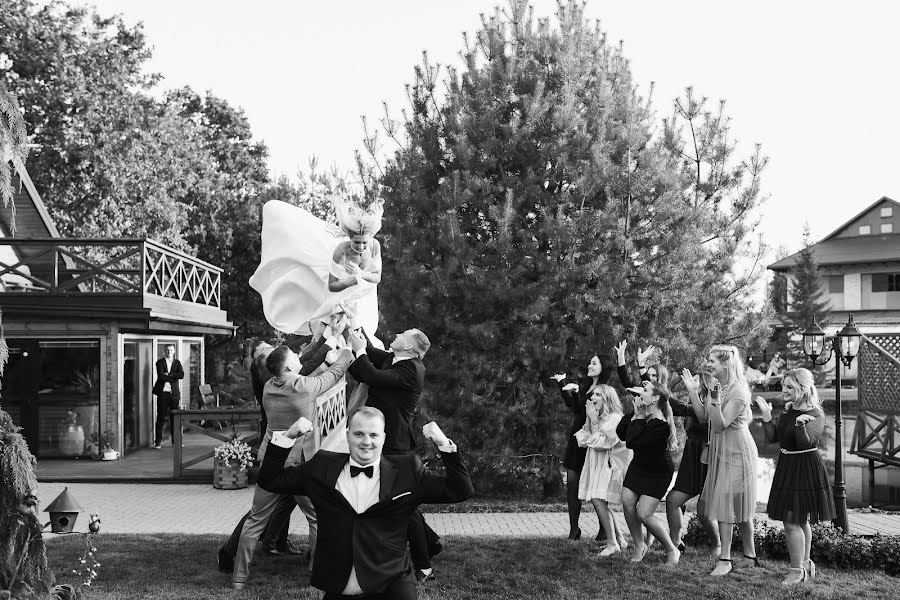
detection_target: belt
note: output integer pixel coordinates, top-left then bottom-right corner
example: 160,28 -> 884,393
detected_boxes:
780,447 -> 818,455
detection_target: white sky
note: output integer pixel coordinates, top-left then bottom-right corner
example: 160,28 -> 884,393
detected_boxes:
83,0 -> 900,260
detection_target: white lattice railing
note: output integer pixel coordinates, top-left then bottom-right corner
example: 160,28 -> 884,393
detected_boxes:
315,379 -> 347,448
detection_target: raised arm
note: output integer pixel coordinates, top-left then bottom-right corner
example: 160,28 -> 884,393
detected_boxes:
709,386 -> 750,433
417,450 -> 475,504
349,355 -> 418,390
294,351 -> 351,397
792,409 -> 826,450
585,413 -> 624,449
256,436 -> 312,496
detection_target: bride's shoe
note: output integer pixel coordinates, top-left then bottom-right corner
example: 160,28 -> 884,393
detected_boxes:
782,567 -> 807,585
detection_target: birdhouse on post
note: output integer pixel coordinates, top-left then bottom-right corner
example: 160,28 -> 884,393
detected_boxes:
44,487 -> 84,533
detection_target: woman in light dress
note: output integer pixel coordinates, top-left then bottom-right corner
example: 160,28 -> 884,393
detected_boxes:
684,344 -> 759,577
575,384 -> 631,556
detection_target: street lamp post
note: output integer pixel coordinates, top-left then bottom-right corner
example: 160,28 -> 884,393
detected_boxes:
801,314 -> 861,534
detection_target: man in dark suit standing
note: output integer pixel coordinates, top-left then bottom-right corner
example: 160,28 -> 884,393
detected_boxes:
152,344 -> 184,449
258,407 -> 473,599
346,329 -> 440,581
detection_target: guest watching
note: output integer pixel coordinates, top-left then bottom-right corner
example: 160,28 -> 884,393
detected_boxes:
616,381 -> 681,565
575,384 -> 631,556
755,368 -> 835,585
552,353 -> 615,542
690,344 -> 759,576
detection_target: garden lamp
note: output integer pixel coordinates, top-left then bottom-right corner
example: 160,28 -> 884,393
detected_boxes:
801,317 -> 827,362
836,314 -> 861,366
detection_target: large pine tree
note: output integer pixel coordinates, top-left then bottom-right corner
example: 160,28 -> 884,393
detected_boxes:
371,1 -> 770,466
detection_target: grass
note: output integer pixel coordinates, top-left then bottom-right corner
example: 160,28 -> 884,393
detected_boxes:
45,534 -> 896,600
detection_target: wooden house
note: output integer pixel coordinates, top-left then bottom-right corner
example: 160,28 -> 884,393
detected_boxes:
0,157 -> 234,459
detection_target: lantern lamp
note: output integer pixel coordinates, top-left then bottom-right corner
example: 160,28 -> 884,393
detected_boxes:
801,317 -> 827,361
837,313 -> 862,365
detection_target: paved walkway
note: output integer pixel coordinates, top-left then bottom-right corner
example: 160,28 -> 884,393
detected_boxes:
36,483 -> 900,537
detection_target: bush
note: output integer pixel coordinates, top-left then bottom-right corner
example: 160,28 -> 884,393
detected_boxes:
421,449 -> 563,500
683,513 -> 900,575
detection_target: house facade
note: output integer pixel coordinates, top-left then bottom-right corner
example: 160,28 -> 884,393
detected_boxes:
0,157 -> 234,459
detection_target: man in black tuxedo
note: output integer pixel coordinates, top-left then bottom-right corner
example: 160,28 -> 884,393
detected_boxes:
346,328 -> 440,581
152,344 -> 184,449
258,407 -> 473,599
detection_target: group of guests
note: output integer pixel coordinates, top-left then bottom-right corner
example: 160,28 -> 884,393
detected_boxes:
216,309 -> 465,599
556,342 -> 835,585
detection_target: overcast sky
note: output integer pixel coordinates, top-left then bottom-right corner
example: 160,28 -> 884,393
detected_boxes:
85,0 -> 900,261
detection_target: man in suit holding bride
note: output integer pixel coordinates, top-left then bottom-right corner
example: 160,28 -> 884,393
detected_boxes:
257,407 -> 473,599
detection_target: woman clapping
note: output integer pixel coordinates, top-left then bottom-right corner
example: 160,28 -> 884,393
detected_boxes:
754,368 -> 835,585
575,385 -> 631,556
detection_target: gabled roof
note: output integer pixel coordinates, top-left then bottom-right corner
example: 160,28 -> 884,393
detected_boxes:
769,233 -> 900,271
821,196 -> 900,242
768,196 -> 900,272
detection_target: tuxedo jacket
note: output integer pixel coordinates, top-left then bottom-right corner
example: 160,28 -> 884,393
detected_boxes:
348,345 -> 425,453
152,358 -> 184,400
258,443 -> 474,595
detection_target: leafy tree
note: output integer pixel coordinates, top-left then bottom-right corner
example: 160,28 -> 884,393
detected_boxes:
789,225 -> 830,326
370,0 -> 770,473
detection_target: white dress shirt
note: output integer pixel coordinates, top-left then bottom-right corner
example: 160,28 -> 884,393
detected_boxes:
163,358 -> 173,392
270,431 -> 457,596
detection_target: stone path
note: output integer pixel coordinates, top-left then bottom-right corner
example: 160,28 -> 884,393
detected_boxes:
36,482 -> 900,537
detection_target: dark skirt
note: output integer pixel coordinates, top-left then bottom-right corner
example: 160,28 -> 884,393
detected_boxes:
767,450 -> 836,524
563,432 -> 587,471
623,465 -> 674,500
672,437 -> 708,497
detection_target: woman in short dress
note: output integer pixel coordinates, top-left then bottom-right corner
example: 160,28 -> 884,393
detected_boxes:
689,344 -> 759,577
669,370 -> 721,554
576,384 -> 632,556
553,354 -> 615,541
616,381 -> 681,565
755,368 -> 835,585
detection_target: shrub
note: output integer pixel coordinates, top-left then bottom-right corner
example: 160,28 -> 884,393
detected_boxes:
683,513 -> 900,575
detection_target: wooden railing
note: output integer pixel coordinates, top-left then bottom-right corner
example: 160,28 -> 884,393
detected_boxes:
314,380 -> 348,449
0,238 -> 221,308
851,334 -> 900,468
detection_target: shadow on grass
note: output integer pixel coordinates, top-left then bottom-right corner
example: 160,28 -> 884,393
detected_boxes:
45,534 -> 895,600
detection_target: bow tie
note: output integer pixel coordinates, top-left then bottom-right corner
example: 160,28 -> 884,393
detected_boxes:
350,465 -> 374,478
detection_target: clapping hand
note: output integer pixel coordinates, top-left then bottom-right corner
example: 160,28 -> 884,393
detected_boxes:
680,368 -> 699,393
585,399 -> 599,421
795,413 -> 815,427
637,345 -> 656,366
550,373 -> 567,383
286,417 -> 314,439
753,396 -> 773,422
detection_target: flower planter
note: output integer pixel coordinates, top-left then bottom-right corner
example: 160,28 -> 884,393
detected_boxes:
213,458 -> 248,490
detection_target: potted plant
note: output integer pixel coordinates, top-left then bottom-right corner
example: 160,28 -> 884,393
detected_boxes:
212,436 -> 253,489
99,430 -> 118,460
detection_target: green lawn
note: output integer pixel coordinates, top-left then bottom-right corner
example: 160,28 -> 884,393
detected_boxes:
45,534 -> 895,599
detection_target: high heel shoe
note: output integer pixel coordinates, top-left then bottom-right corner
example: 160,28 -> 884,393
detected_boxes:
709,558 -> 732,577
568,527 -> 582,541
782,567 -> 807,585
733,554 -> 759,570
804,559 -> 816,578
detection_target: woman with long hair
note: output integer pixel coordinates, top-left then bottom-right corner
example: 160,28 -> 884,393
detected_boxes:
686,344 -> 759,577
553,354 -> 615,541
670,370 -> 721,554
616,381 -> 681,565
754,368 -> 835,584
575,384 -> 632,556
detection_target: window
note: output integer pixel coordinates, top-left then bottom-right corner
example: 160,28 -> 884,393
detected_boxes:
882,223 -> 894,234
858,225 -> 871,235
827,275 -> 844,293
882,207 -> 894,218
872,273 -> 900,292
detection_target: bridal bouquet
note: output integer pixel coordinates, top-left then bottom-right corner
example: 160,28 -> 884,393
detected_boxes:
213,437 -> 254,471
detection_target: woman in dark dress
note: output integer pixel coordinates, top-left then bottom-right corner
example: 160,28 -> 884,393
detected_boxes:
553,353 -> 614,541
755,368 -> 835,585
669,370 -> 721,554
617,381 -> 681,565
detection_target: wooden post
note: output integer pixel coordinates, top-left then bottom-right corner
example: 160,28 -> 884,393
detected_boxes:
173,410 -> 183,478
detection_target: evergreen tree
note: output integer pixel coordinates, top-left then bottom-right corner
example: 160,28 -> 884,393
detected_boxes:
789,225 -> 830,327
371,0 -> 770,470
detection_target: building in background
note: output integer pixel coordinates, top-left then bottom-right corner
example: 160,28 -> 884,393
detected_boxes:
0,157 -> 233,459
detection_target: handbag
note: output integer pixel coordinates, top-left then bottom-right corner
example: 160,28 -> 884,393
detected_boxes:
699,421 -> 711,465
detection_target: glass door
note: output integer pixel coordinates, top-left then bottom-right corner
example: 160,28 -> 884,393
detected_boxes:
123,340 -> 154,450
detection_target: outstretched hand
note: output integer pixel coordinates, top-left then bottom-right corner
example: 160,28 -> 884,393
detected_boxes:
795,413 -> 815,427
637,345 -> 656,366
550,373 -> 567,383
753,396 -> 773,421
348,329 -> 367,354
680,368 -> 699,393
614,340 -> 627,366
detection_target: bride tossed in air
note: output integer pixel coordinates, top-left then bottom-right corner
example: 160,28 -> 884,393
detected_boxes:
249,184 -> 384,341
